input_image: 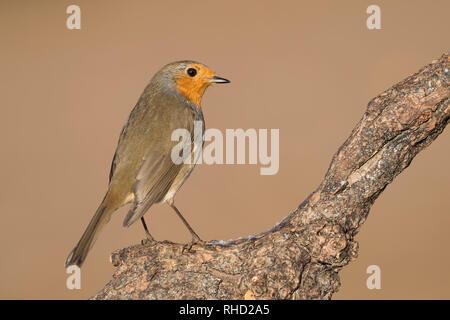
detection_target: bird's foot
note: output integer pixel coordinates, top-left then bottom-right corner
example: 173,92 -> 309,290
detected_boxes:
182,236 -> 206,253
141,234 -> 155,246
191,236 -> 206,246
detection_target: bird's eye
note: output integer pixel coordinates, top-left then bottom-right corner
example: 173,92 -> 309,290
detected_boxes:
187,68 -> 197,77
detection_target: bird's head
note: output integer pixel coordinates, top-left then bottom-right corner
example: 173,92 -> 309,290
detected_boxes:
156,61 -> 230,106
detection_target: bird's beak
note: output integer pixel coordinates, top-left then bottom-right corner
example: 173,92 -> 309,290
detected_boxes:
209,76 -> 230,84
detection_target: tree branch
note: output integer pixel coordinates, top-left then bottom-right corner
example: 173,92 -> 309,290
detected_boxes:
93,53 -> 449,300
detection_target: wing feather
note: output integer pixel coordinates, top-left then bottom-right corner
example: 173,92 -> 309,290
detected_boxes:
122,110 -> 196,227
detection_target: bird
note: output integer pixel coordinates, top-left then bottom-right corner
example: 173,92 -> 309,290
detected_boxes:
65,61 -> 230,268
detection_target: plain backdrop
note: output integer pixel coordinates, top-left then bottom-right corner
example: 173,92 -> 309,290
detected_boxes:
0,0 -> 449,299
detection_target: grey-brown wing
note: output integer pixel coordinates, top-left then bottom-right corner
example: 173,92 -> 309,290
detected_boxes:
122,151 -> 185,227
109,90 -> 158,184
109,126 -> 125,183
122,117 -> 195,227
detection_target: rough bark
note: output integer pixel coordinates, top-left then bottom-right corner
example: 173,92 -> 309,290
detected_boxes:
93,53 -> 449,300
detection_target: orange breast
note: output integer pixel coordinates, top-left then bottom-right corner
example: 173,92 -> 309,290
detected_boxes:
176,78 -> 208,106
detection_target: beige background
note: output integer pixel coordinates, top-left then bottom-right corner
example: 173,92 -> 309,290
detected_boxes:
0,0 -> 448,299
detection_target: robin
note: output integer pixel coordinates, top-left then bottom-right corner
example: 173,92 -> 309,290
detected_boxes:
65,61 -> 230,268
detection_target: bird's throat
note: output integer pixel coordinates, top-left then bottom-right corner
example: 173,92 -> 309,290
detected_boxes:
175,79 -> 208,107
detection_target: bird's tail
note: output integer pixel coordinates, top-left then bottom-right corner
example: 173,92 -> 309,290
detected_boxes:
65,194 -> 116,268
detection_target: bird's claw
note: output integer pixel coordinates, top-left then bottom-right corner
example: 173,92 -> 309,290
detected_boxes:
182,236 -> 205,253
141,235 -> 155,246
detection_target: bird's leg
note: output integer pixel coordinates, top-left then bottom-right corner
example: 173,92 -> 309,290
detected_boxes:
167,199 -> 203,243
140,217 -> 155,243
